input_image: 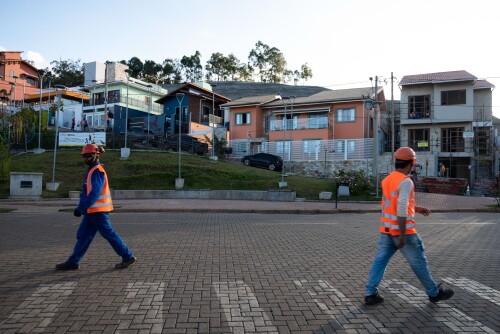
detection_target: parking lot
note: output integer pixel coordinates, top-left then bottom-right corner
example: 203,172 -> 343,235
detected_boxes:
0,210 -> 499,333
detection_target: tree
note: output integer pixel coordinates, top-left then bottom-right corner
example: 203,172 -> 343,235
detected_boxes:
162,58 -> 182,84
50,59 -> 84,87
248,41 -> 287,83
180,51 -> 203,82
127,57 -> 144,79
266,47 -> 287,83
206,53 -> 251,82
205,52 -> 227,81
142,60 -> 163,84
248,41 -> 269,82
300,63 -> 313,83
237,63 -> 253,82
226,54 -> 242,80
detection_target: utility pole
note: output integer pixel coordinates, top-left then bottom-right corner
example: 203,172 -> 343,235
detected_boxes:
391,72 -> 394,163
374,76 -> 379,197
103,62 -> 109,132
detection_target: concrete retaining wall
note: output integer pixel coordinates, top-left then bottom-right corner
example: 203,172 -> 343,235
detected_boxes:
112,189 -> 296,201
10,172 -> 43,199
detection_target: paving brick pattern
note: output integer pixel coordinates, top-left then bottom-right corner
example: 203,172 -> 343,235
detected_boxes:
0,211 -> 499,333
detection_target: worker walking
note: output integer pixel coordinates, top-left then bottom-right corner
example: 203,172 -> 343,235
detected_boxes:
364,147 -> 454,305
56,144 -> 136,270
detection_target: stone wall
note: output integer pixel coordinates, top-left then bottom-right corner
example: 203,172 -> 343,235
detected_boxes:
231,151 -> 441,180
286,159 -> 373,179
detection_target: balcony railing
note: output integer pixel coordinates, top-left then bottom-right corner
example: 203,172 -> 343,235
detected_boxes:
270,117 -> 330,131
84,95 -> 163,113
227,138 -> 374,161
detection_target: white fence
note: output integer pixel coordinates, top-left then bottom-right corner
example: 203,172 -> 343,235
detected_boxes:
228,138 -> 375,161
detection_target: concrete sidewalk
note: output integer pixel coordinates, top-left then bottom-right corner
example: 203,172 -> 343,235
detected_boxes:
0,192 -> 498,214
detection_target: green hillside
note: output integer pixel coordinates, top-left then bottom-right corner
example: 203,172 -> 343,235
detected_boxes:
1,149 -> 337,200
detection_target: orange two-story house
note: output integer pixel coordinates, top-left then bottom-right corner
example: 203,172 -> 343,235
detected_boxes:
223,87 -> 386,161
0,51 -> 41,108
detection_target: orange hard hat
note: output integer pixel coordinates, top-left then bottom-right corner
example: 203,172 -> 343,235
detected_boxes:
81,144 -> 105,155
394,147 -> 416,163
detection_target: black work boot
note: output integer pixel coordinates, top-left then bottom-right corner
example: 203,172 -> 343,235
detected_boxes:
365,292 -> 384,305
429,284 -> 454,303
55,262 -> 79,270
115,256 -> 136,269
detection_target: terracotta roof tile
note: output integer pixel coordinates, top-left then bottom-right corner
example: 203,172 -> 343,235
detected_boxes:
473,79 -> 495,89
400,70 -> 477,85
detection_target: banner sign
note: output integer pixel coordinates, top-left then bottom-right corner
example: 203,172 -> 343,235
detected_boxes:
59,132 -> 106,147
463,131 -> 474,138
417,140 -> 428,147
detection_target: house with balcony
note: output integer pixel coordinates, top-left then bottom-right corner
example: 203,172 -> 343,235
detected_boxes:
223,86 -> 387,168
24,88 -> 89,130
399,70 -> 496,185
0,51 -> 41,112
155,82 -> 230,139
83,61 -> 167,133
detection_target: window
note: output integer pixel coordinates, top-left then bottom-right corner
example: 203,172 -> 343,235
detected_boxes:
9,70 -> 14,78
303,139 -> 322,160
308,113 -> 328,128
337,108 -> 355,122
202,106 -> 210,116
235,112 -> 251,125
336,140 -> 355,153
441,90 -> 466,105
408,95 -> 430,118
441,127 -> 464,152
408,128 -> 430,151
26,77 -> 35,85
281,114 -> 297,129
303,139 -> 321,153
276,140 -> 291,155
108,90 -> 120,103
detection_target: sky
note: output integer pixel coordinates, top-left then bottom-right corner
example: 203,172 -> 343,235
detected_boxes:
2,0 -> 499,116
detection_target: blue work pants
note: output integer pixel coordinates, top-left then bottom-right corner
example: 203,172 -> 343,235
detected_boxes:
67,212 -> 133,265
365,233 -> 439,297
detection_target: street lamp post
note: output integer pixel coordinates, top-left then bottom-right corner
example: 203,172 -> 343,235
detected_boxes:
20,74 -> 27,108
12,75 -> 18,110
91,79 -> 97,132
121,69 -> 132,159
47,84 -> 66,191
279,96 -> 289,187
288,96 -> 296,175
8,82 -> 16,112
175,93 -> 185,189
209,83 -> 218,161
35,69 -> 46,154
146,84 -> 153,147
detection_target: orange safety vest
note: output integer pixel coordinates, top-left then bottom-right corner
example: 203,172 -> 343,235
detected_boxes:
380,171 -> 416,236
86,164 -> 113,214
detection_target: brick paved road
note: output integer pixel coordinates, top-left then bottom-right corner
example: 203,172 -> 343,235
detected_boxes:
0,211 -> 499,333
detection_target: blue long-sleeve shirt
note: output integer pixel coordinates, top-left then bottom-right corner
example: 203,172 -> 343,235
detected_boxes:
77,162 -> 105,214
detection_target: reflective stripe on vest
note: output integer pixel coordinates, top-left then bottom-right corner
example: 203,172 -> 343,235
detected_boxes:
380,171 -> 416,236
86,164 -> 113,213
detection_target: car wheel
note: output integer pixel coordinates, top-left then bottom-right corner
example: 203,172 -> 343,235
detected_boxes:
268,163 -> 276,171
243,159 -> 251,166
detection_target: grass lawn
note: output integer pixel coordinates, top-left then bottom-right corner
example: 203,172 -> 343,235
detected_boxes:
1,149 -> 340,200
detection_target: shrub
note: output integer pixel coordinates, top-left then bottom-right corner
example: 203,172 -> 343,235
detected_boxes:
334,168 -> 375,196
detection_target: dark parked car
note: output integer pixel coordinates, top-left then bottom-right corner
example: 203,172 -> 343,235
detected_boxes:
121,127 -> 157,145
163,134 -> 208,155
241,153 -> 283,171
